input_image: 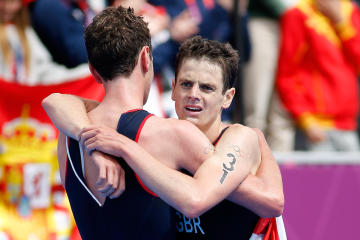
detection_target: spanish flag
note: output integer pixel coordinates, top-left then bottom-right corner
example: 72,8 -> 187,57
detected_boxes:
0,76 -> 103,240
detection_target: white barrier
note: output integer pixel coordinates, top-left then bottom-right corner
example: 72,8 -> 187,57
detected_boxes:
274,151 -> 360,164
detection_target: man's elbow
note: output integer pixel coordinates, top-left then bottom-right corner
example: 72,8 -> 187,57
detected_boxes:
180,195 -> 206,219
272,199 -> 284,217
42,93 -> 61,112
265,193 -> 284,218
275,193 -> 285,216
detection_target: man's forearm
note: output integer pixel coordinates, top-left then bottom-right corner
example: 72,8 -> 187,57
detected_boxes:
119,138 -> 206,218
118,126 -> 256,218
80,123 -> 262,218
227,174 -> 283,218
42,93 -> 92,139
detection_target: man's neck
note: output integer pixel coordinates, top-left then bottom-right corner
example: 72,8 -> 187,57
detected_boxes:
89,75 -> 146,128
198,118 -> 228,144
102,79 -> 144,111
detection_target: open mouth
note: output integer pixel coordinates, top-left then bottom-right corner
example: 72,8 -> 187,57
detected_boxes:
185,106 -> 202,112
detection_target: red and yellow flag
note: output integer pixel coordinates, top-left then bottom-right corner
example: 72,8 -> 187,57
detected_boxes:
0,76 -> 104,240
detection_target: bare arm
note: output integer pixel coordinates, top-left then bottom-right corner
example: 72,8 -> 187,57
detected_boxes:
42,93 -> 99,139
44,93 -> 126,200
80,123 -> 260,218
83,149 -> 126,204
227,129 -> 284,217
79,123 -> 284,217
59,132 -> 125,205
57,133 -> 68,188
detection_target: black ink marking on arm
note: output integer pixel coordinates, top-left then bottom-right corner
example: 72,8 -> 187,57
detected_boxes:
219,152 -> 237,184
220,169 -> 228,184
223,153 -> 236,171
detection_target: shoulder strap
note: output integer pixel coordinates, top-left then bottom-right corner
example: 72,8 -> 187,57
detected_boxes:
213,126 -> 230,146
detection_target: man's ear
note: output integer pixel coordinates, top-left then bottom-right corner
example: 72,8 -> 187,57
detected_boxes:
171,78 -> 176,101
140,46 -> 151,74
89,64 -> 103,84
222,87 -> 235,109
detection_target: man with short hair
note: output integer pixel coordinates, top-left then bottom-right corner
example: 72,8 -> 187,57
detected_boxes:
43,6 -> 284,240
77,36 -> 286,239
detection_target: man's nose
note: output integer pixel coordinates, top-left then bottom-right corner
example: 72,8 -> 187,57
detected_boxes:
188,86 -> 200,102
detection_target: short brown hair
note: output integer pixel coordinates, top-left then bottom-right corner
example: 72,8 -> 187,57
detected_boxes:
175,36 -> 239,93
85,6 -> 151,81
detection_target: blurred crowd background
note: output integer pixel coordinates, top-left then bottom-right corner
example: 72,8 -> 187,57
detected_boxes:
0,0 -> 359,239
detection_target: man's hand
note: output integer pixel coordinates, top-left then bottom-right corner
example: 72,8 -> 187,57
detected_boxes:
304,124 -> 327,143
85,151 -> 125,200
80,125 -> 131,199
315,0 -> 343,24
79,125 -> 127,157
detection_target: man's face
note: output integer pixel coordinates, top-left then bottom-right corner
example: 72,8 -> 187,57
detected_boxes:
172,58 -> 231,130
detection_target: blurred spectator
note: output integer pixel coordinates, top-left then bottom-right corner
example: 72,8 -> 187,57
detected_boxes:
218,0 -> 250,123
114,0 -> 171,46
276,0 -> 360,151
354,0 -> 360,140
149,0 -> 232,75
0,0 -> 90,85
29,0 -> 95,68
243,0 -> 297,151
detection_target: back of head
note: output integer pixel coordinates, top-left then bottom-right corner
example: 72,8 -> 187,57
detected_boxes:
85,6 -> 151,81
175,36 -> 239,93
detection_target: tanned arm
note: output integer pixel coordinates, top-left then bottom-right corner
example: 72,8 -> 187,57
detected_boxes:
227,129 -> 284,217
42,93 -> 99,139
80,122 -> 260,218
42,93 -> 124,200
57,133 -> 68,188
79,122 -> 284,217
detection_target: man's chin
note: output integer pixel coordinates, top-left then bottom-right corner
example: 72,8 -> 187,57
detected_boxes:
183,116 -> 203,128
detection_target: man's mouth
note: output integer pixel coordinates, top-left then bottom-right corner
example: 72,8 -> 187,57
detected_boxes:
185,106 -> 202,112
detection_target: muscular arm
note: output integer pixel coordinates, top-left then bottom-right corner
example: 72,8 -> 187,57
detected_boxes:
57,133 -> 68,188
51,93 -> 284,217
44,93 -> 125,201
80,123 -> 261,218
58,132 -> 125,206
42,93 -> 99,139
228,129 -> 284,217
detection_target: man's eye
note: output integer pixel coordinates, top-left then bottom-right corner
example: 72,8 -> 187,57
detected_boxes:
181,82 -> 192,87
201,85 -> 213,91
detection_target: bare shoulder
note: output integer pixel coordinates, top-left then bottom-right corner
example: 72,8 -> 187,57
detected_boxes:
143,116 -> 206,142
226,124 -> 258,141
218,124 -> 260,172
140,116 -> 211,172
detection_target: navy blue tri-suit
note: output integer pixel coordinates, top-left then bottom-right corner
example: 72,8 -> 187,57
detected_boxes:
65,109 -> 175,240
172,127 -> 260,240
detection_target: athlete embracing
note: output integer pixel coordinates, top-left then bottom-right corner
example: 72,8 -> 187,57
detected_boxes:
43,7 -> 285,240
